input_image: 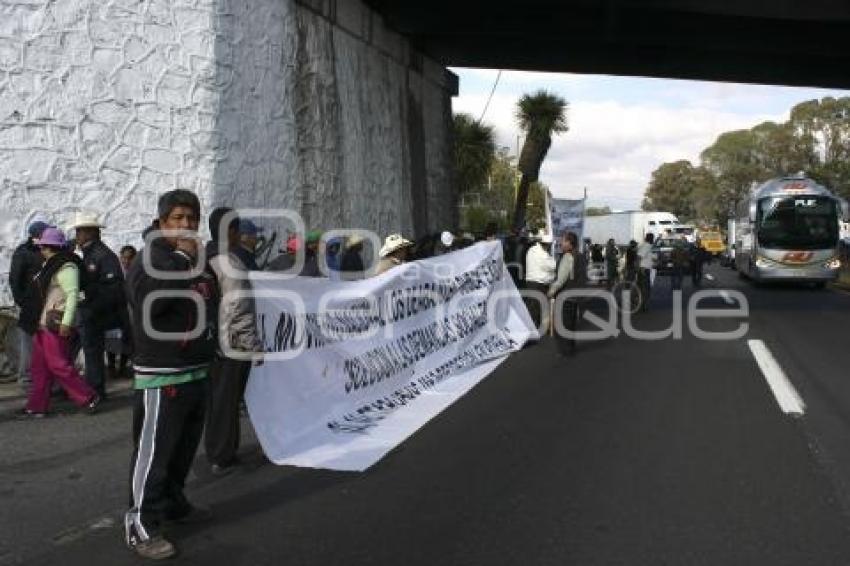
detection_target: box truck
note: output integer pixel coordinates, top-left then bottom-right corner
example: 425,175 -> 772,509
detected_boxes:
583,211 -> 680,246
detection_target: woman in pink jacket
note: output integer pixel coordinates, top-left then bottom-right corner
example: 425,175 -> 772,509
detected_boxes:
19,227 -> 101,418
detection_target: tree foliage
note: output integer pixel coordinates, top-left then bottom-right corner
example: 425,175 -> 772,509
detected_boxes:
453,113 -> 496,194
642,96 -> 850,226
513,90 -> 569,231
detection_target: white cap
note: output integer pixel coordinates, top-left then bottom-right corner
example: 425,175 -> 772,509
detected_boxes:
540,234 -> 553,244
441,231 -> 454,247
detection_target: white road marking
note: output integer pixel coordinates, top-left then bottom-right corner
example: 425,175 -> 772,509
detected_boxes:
747,339 -> 806,416
719,290 -> 734,305
705,273 -> 715,281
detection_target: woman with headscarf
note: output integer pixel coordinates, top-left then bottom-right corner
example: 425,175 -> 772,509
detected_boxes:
19,227 -> 100,418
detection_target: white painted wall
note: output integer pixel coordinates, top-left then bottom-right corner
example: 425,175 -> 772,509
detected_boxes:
0,0 -> 457,306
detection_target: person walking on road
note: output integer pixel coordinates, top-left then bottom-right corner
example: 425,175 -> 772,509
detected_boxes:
71,212 -> 126,400
124,190 -> 219,560
637,233 -> 655,311
690,237 -> 708,286
549,231 -> 586,356
670,237 -> 688,291
7,221 -> 49,389
206,211 -> 264,476
524,234 -> 556,332
605,239 -> 619,285
20,228 -> 100,418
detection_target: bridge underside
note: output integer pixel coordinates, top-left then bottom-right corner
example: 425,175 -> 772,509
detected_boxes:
367,0 -> 850,89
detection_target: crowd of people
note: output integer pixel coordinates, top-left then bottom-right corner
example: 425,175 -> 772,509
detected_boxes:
5,193 -> 524,559
13,192 -> 717,559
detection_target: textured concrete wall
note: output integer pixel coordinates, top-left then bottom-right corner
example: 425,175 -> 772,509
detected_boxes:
0,0 -> 457,306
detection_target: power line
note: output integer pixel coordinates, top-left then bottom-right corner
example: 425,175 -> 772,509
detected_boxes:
477,70 -> 502,124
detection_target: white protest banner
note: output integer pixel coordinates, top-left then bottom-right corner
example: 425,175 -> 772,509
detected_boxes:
245,241 -> 536,472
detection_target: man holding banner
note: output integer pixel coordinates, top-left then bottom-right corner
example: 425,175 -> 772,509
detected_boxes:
125,191 -> 219,560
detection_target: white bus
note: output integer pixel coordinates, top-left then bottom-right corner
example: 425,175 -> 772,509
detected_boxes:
735,175 -> 849,285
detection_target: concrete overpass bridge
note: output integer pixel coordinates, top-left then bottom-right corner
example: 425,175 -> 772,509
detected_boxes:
369,0 -> 850,89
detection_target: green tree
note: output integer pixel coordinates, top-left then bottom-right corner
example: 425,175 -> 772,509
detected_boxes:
526,181 -> 549,234
790,97 -> 850,198
700,129 -> 768,218
751,121 -> 817,176
459,148 -> 517,232
453,113 -> 496,194
642,160 -> 707,220
513,90 -> 568,231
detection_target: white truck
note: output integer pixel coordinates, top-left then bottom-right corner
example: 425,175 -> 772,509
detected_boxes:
583,211 -> 680,246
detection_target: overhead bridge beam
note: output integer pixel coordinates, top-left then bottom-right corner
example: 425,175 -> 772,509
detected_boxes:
366,0 -> 850,89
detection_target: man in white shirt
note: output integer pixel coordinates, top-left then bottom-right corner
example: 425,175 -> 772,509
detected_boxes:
524,234 -> 556,331
636,233 -> 655,311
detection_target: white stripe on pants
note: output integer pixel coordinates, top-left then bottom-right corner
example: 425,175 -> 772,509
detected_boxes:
125,389 -> 161,544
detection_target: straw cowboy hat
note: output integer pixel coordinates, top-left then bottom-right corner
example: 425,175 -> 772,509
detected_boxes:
379,234 -> 413,258
68,211 -> 104,230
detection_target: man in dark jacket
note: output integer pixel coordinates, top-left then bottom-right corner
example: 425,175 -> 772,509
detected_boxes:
124,190 -> 219,560
71,212 -> 125,399
7,221 -> 49,387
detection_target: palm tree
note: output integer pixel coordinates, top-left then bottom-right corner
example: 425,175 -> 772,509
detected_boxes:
453,113 -> 496,194
513,90 -> 568,231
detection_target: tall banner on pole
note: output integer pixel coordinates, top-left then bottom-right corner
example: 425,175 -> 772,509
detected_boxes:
550,198 -> 586,253
245,242 -> 536,472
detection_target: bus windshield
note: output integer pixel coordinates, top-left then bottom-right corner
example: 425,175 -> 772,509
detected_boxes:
757,196 -> 838,250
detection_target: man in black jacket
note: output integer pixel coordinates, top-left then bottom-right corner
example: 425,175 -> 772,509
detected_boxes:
7,221 -> 49,387
124,190 -> 218,560
71,212 -> 125,399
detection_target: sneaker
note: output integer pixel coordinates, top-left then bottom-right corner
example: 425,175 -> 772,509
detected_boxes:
85,394 -> 102,415
16,408 -> 46,419
130,535 -> 177,560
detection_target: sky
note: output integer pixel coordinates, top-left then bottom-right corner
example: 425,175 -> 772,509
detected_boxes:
451,68 -> 850,211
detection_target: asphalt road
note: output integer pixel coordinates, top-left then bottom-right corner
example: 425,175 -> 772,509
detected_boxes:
4,262 -> 850,565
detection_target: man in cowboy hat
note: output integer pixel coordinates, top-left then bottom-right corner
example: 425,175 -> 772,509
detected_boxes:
375,233 -> 413,276
70,210 -> 125,399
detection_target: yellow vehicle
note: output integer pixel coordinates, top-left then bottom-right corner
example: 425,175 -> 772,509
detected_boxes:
699,230 -> 725,256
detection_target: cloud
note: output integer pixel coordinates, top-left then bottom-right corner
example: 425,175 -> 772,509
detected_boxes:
453,88 -> 779,209
452,70 -> 849,210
